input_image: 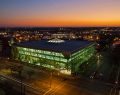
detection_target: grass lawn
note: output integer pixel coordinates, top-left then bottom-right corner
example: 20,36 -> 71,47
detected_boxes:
0,89 -> 5,95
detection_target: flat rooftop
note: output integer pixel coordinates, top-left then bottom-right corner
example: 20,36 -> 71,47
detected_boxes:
15,40 -> 94,54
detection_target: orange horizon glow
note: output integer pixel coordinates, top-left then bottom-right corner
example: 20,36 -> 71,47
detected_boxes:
0,0 -> 120,27
1,19 -> 120,27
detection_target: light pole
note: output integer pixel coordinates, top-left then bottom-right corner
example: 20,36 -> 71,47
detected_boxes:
50,71 -> 53,88
20,70 -> 23,95
19,66 -> 25,95
115,67 -> 120,85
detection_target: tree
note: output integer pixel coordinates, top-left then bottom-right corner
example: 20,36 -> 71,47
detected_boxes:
26,70 -> 35,79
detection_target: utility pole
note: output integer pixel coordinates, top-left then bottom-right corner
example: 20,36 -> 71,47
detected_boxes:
20,71 -> 23,95
50,71 -> 53,88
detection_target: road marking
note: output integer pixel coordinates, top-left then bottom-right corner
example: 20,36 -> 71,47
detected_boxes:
109,86 -> 119,95
0,74 -> 46,94
43,80 -> 66,95
50,82 -> 66,95
43,88 -> 53,95
110,88 -> 113,95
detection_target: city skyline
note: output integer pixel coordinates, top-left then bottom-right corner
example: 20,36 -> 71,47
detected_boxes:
0,0 -> 120,27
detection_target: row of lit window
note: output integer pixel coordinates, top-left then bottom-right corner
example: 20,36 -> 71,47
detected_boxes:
17,47 -> 64,57
25,56 -> 66,67
18,50 -> 65,58
71,45 -> 94,57
71,47 -> 95,61
18,51 -> 67,63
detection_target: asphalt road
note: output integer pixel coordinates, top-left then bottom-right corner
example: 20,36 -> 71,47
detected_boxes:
0,72 -> 116,95
0,49 -> 120,95
0,74 -> 46,95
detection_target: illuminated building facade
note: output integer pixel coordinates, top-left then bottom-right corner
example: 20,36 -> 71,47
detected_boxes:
12,39 -> 95,75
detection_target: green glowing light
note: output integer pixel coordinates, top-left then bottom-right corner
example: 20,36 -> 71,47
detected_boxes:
12,43 -> 95,74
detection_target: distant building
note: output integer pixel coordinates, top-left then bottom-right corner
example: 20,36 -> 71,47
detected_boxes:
112,40 -> 120,47
111,41 -> 120,64
51,33 -> 76,39
12,39 -> 95,75
0,37 -> 11,57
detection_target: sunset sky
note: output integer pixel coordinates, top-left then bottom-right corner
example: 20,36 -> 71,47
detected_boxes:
0,0 -> 120,27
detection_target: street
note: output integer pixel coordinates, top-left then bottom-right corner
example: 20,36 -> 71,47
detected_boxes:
0,49 -> 120,95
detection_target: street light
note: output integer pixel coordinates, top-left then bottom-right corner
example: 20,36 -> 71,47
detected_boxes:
19,67 -> 25,95
50,71 -> 53,88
